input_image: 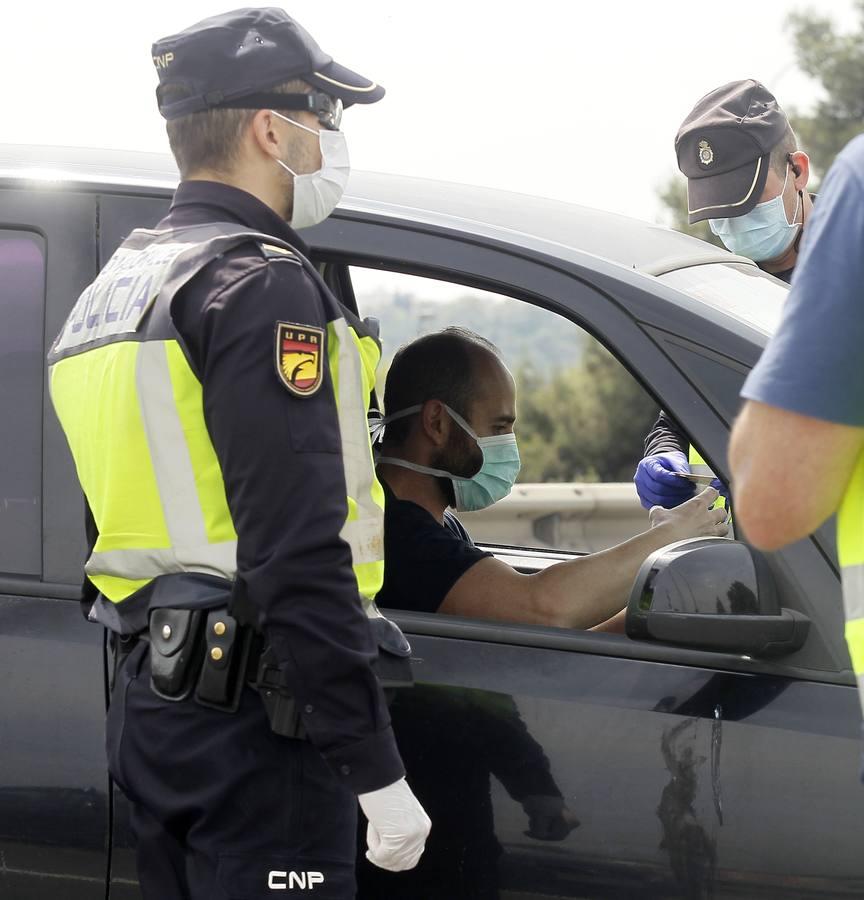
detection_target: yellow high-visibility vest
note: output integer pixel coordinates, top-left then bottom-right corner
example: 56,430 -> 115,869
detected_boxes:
838,450 -> 864,714
48,225 -> 385,622
689,445 -> 728,512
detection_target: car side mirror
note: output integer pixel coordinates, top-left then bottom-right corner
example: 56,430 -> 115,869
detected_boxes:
626,537 -> 810,658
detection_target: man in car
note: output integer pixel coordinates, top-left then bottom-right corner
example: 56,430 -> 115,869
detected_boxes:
372,327 -> 728,625
635,79 -> 814,512
730,134 -> 864,734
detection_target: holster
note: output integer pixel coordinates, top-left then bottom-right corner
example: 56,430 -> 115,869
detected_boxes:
252,614 -> 414,739
254,647 -> 307,739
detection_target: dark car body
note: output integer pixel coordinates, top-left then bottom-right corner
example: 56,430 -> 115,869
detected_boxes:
0,144 -> 861,900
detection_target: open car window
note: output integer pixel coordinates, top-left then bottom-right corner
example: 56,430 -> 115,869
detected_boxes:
351,265 -> 658,555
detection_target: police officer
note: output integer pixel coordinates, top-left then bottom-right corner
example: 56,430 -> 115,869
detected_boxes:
635,80 -> 814,512
47,8 -> 429,898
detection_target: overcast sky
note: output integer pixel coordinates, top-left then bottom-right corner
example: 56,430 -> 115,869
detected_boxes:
3,1 -> 856,223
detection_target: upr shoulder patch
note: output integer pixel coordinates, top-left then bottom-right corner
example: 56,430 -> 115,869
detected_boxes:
276,322 -> 325,396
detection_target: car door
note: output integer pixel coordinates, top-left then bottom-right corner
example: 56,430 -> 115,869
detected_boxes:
0,186 -> 110,899
308,208 -> 864,899
89,192 -> 172,900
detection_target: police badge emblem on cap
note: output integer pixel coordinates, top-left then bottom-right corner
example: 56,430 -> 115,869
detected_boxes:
698,140 -> 714,166
675,80 -> 790,223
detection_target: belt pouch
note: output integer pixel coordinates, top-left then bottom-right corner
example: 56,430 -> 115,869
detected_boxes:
194,610 -> 252,712
149,608 -> 205,701
370,616 -> 414,690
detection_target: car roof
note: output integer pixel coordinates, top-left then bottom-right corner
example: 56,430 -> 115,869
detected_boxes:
0,143 -> 753,278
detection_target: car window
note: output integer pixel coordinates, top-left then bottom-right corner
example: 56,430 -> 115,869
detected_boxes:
657,262 -> 787,336
0,231 -> 45,575
352,266 -> 657,554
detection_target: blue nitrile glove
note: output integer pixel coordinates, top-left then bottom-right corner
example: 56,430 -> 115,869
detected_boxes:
634,451 -> 695,510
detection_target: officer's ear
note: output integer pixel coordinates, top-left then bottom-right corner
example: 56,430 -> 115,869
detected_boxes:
249,109 -> 284,162
788,151 -> 810,191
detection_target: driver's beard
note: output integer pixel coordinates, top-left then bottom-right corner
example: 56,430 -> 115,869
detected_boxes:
432,426 -> 482,510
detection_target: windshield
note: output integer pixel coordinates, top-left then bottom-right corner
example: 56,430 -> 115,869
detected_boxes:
657,262 -> 787,336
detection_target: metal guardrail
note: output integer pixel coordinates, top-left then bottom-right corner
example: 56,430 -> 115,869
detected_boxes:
459,482 -> 649,552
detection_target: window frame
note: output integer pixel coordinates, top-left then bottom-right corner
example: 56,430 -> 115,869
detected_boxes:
0,229 -> 47,577
307,209 -> 846,682
0,188 -> 98,595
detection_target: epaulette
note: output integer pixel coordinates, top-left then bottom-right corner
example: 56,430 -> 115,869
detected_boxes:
257,242 -> 301,265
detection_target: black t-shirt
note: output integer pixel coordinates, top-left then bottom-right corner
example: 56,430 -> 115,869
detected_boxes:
376,481 -> 492,613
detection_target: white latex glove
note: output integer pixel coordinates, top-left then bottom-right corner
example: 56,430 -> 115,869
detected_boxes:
357,777 -> 431,872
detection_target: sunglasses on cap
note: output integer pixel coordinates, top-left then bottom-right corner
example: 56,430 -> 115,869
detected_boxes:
207,90 -> 343,131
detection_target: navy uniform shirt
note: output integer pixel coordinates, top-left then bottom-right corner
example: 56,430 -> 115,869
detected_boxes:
154,180 -> 403,794
375,481 -> 491,613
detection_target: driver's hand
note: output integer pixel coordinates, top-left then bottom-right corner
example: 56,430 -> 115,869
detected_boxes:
649,486 -> 729,541
522,795 -> 580,841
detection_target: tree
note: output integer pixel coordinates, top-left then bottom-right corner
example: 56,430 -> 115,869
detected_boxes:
787,0 -> 864,179
658,2 -> 864,232
516,342 -> 659,483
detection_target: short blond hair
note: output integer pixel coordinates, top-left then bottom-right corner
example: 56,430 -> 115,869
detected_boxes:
164,78 -> 309,178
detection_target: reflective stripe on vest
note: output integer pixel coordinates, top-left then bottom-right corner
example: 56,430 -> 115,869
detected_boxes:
49,224 -> 385,613
50,340 -> 238,591
838,449 -> 864,714
689,445 -> 728,512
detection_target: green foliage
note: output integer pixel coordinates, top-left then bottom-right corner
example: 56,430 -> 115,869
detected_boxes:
658,3 -> 864,232
787,1 -> 864,180
515,342 -> 659,483
361,283 -> 657,485
366,291 -> 586,377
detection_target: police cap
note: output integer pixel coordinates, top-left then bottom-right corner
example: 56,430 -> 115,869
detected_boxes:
675,79 -> 790,224
152,7 -> 385,120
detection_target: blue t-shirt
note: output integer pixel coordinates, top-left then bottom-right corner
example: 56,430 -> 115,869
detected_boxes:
742,134 -> 864,427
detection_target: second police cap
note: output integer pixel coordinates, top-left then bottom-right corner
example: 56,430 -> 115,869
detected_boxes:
675,79 -> 790,224
152,7 -> 385,120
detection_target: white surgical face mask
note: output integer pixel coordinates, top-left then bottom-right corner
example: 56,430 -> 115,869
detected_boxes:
271,110 -> 350,230
373,404 -> 521,512
709,164 -> 802,262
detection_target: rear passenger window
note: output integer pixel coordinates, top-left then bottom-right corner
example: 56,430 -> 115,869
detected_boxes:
0,232 -> 45,575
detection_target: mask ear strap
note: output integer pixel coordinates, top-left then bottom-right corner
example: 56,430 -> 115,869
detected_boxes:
367,404 -> 423,443
375,455 -> 471,483
368,409 -> 386,445
442,404 -> 479,441
793,190 -> 805,254
270,109 -> 318,136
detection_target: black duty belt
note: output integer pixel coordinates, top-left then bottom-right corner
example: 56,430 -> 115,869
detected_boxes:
122,604 -> 413,741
